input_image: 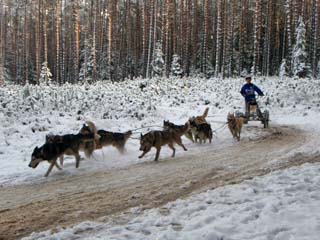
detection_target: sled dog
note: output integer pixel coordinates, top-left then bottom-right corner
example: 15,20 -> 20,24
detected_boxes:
30,133 -> 94,177
79,121 -> 132,154
163,120 -> 193,142
189,120 -> 213,144
189,107 -> 209,125
139,125 -> 188,161
227,112 -> 244,141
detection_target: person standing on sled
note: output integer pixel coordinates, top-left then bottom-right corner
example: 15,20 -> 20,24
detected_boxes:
240,76 -> 264,123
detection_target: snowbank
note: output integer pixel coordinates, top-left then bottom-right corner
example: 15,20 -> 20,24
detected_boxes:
23,162 -> 320,240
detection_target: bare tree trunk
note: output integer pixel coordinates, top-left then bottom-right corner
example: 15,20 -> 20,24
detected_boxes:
286,0 -> 292,74
180,0 -> 185,65
215,0 -> 222,77
253,0 -> 262,75
35,0 -> 41,84
313,0 -> 319,77
24,2 -> 29,85
173,0 -> 177,55
56,0 -> 61,84
74,0 -> 80,83
92,0 -> 97,82
0,1 -> 4,86
108,0 -> 113,81
203,0 -> 209,73
165,0 -> 171,77
146,0 -> 154,79
44,8 -> 48,84
142,0 -> 147,77
227,0 -> 235,78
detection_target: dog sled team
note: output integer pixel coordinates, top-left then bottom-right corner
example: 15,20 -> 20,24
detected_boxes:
29,76 -> 264,177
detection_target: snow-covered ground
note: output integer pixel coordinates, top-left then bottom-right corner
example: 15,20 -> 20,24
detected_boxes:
0,76 -> 319,186
23,162 -> 320,240
1,76 -> 320,239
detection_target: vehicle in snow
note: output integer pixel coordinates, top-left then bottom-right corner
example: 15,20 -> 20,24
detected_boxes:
236,97 -> 269,128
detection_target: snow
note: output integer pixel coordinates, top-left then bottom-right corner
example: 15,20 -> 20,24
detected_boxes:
23,162 -> 320,240
1,76 -> 320,239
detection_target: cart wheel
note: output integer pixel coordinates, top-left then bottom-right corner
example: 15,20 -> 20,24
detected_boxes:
263,110 -> 269,128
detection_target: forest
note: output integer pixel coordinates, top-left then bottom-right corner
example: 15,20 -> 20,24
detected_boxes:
0,0 -> 318,85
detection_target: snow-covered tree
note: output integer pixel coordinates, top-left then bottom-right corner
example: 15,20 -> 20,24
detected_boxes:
316,60 -> 320,80
279,59 -> 287,80
79,40 -> 95,83
0,66 -> 11,86
240,68 -> 249,77
39,62 -> 52,85
152,41 -> 165,77
292,16 -> 311,78
170,54 -> 183,77
97,52 -> 113,81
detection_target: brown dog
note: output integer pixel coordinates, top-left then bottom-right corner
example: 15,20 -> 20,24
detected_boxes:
189,121 -> 213,144
95,130 -> 132,153
163,120 -> 194,142
139,123 -> 189,161
189,107 -> 209,125
227,112 -> 244,141
79,121 -> 132,154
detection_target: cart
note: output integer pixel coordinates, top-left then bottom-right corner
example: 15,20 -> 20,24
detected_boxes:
235,98 -> 269,128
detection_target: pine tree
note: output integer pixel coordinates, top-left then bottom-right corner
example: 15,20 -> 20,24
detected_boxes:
170,54 -> 183,77
205,58 -> 215,78
39,62 -> 52,85
316,60 -> 320,79
292,16 -> 310,78
279,59 -> 287,80
79,40 -> 95,83
97,52 -> 109,81
0,66 -> 11,86
152,41 -> 165,77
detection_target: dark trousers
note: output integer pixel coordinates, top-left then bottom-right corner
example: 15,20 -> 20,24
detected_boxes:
245,100 -> 262,119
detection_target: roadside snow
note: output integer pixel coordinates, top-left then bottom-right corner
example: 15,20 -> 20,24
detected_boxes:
23,162 -> 320,240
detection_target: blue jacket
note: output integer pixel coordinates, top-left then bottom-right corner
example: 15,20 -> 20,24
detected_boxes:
240,83 -> 264,102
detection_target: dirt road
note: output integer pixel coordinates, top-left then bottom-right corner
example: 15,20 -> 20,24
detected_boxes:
0,125 -> 319,240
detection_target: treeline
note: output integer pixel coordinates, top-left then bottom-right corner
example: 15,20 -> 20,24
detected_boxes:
0,0 -> 319,85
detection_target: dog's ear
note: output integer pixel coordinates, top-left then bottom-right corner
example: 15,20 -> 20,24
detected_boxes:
140,133 -> 143,138
33,146 -> 39,152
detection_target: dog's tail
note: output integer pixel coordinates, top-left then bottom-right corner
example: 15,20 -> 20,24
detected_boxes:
124,130 -> 133,140
116,131 -> 132,154
202,107 -> 209,119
